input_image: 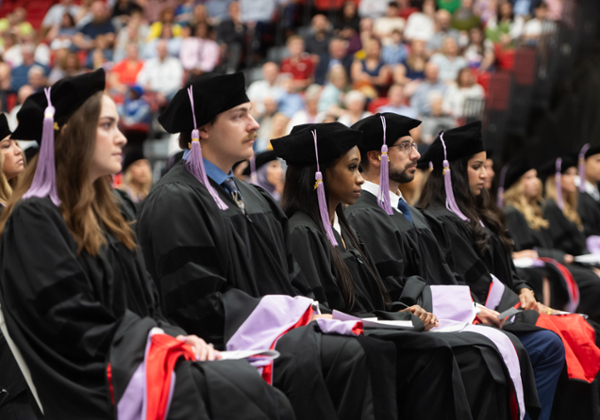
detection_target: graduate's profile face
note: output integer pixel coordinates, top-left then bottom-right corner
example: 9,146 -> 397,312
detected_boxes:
326,146 -> 364,206
561,167 -> 577,193
585,154 -> 600,183
484,158 -> 495,190
0,135 -> 24,180
89,95 -> 127,182
521,169 -> 539,200
202,103 -> 259,167
388,135 -> 420,184
467,152 -> 487,196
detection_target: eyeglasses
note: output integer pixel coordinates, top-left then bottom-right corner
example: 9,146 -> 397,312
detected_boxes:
389,142 -> 418,154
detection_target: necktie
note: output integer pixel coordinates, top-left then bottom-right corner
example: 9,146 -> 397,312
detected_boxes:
222,177 -> 245,211
397,198 -> 413,224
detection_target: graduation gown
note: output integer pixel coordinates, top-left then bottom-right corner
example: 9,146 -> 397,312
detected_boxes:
137,162 -> 397,420
577,191 -> 600,238
542,199 -> 588,256
0,197 -> 294,420
289,210 -> 535,420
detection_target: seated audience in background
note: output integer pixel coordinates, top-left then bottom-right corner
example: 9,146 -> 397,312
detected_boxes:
522,1 -> 549,45
119,148 -> 153,209
377,83 -> 418,118
277,76 -> 304,119
318,63 -> 348,114
42,0 -> 80,31
217,1 -> 246,73
119,85 -> 152,125
143,21 -> 181,59
464,26 -> 495,72
286,84 -> 325,133
136,38 -> 183,103
350,38 -> 392,95
314,37 -> 353,86
451,0 -> 481,31
113,12 -> 149,61
443,67 -> 485,117
179,22 -> 219,77
338,89 -> 371,126
374,2 -> 406,45
109,42 -> 144,97
280,36 -> 315,92
304,14 -> 332,57
47,12 -> 78,50
73,1 -> 116,51
247,62 -> 284,119
381,29 -> 409,67
485,1 -> 524,45
254,97 -> 280,151
430,37 -> 468,84
427,9 -> 460,53
147,6 -> 182,41
410,61 -> 447,116
7,84 -> 34,130
420,92 -> 457,145
404,0 -> 436,42
393,39 -> 428,90
10,44 -> 48,93
26,66 -> 46,91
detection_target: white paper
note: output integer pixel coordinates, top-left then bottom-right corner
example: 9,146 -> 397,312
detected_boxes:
219,350 -> 280,360
332,310 -> 413,329
574,254 -> 600,264
497,307 -> 522,320
512,257 -> 537,268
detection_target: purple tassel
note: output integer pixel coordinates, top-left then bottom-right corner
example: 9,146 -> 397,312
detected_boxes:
23,87 -> 60,206
377,115 -> 393,215
185,86 -> 228,210
440,133 -> 470,223
496,164 -> 508,209
579,143 -> 590,193
312,129 -> 338,247
555,158 -> 564,211
249,156 -> 258,185
428,161 -> 433,170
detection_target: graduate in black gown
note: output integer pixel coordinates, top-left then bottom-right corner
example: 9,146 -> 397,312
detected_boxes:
418,123 -> 565,420
137,73 -> 398,420
576,145 -> 600,238
0,70 -> 294,420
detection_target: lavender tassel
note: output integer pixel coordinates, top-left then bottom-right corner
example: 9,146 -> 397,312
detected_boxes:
428,161 -> 434,170
579,144 -> 590,193
497,164 -> 508,209
23,87 -> 60,206
377,116 -> 393,215
185,86 -> 228,210
440,133 -> 470,223
312,129 -> 338,246
555,158 -> 564,211
249,156 -> 258,185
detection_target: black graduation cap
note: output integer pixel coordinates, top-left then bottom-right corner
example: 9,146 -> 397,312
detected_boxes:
11,69 -> 106,143
122,148 -> 145,173
584,146 -> 600,160
503,155 -> 534,191
273,122 -> 362,165
243,150 -> 278,177
537,156 -> 577,180
351,113 -> 421,152
0,113 -> 11,140
417,121 -> 484,170
24,146 -> 39,163
159,72 -> 249,134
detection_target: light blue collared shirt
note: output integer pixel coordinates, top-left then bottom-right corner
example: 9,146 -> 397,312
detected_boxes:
183,150 -> 232,185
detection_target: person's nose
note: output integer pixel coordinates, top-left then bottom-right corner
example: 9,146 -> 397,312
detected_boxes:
115,127 -> 127,147
248,114 -> 260,131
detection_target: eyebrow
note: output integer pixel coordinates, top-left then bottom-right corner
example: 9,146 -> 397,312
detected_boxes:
230,105 -> 251,114
472,160 -> 485,164
99,116 -> 117,122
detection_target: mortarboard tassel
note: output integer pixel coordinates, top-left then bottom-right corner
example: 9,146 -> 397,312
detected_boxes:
579,144 -> 590,193
377,115 -> 393,215
312,129 -> 338,247
185,86 -> 228,210
497,164 -> 508,209
249,156 -> 258,185
428,161 -> 433,170
555,158 -> 564,211
23,87 -> 60,206
440,132 -> 474,224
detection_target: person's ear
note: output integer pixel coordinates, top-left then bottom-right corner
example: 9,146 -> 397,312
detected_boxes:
198,123 -> 210,140
367,150 -> 381,169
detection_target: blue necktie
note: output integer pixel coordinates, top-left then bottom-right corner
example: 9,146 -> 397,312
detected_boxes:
397,198 -> 413,224
222,177 -> 245,211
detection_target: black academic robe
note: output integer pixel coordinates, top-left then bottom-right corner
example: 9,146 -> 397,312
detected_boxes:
137,162 -> 398,420
0,197 -> 294,420
578,191 -> 600,238
543,198 -> 588,256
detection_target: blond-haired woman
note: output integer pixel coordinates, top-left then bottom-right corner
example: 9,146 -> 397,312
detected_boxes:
0,114 -> 24,207
118,148 -> 153,210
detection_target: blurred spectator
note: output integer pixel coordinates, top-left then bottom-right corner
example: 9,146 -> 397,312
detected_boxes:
0,58 -> 10,95
42,0 -> 81,32
334,2 -> 360,35
174,0 -> 196,25
430,37 -> 468,83
511,0 -> 543,17
486,2 -> 524,44
410,61 -> 447,115
397,0 -> 420,19
314,37 -> 352,86
217,1 -> 247,73
522,2 -> 548,45
420,92 -> 457,145
138,0 -> 180,24
240,0 -> 276,57
318,64 -> 348,114
73,1 -> 116,51
426,9 -> 460,53
338,89 -> 371,126
464,26 -> 495,72
180,22 -> 220,77
2,32 -> 22,68
255,97 -> 279,151
110,43 -> 145,96
443,67 -> 484,117
404,0 -> 436,42
148,7 -> 182,41
451,0 -> 481,31
114,11 -> 149,62
206,0 -> 234,23
247,62 -> 284,118
120,85 -> 152,125
357,17 -> 375,56
48,50 -> 84,84
377,83 -> 418,118
280,36 -> 315,92
267,112 -> 289,144
277,77 -> 304,118
381,29 -> 409,66
304,14 -> 332,58
189,4 -> 211,27
86,40 -> 113,70
359,0 -> 390,19
473,0 -> 499,23
374,2 -> 406,45
27,66 -> 47,91
143,22 -> 182,59
393,39 -> 427,88
286,84 -> 326,132
136,39 -> 184,103
350,38 -> 392,95
112,0 -> 143,29
48,13 -> 78,51
438,0 -> 462,13
11,44 -> 48,92
543,0 -> 562,20
7,84 -> 34,130
0,8 -> 34,39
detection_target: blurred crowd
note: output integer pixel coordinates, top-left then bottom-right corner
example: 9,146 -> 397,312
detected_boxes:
0,0 -> 561,154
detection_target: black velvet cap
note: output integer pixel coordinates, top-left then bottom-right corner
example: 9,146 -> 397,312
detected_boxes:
272,122 -> 362,165
11,69 -> 106,143
122,148 -> 145,173
0,114 -> 11,140
350,113 -> 421,152
243,150 -> 278,176
417,121 -> 484,169
584,146 -> 600,159
159,72 -> 250,134
537,156 -> 577,179
503,156 -> 534,191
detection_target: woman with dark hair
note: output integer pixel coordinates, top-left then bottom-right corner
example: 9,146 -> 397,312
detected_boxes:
243,151 -> 284,202
418,122 -> 583,420
274,122 -> 540,420
0,69 -> 294,420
